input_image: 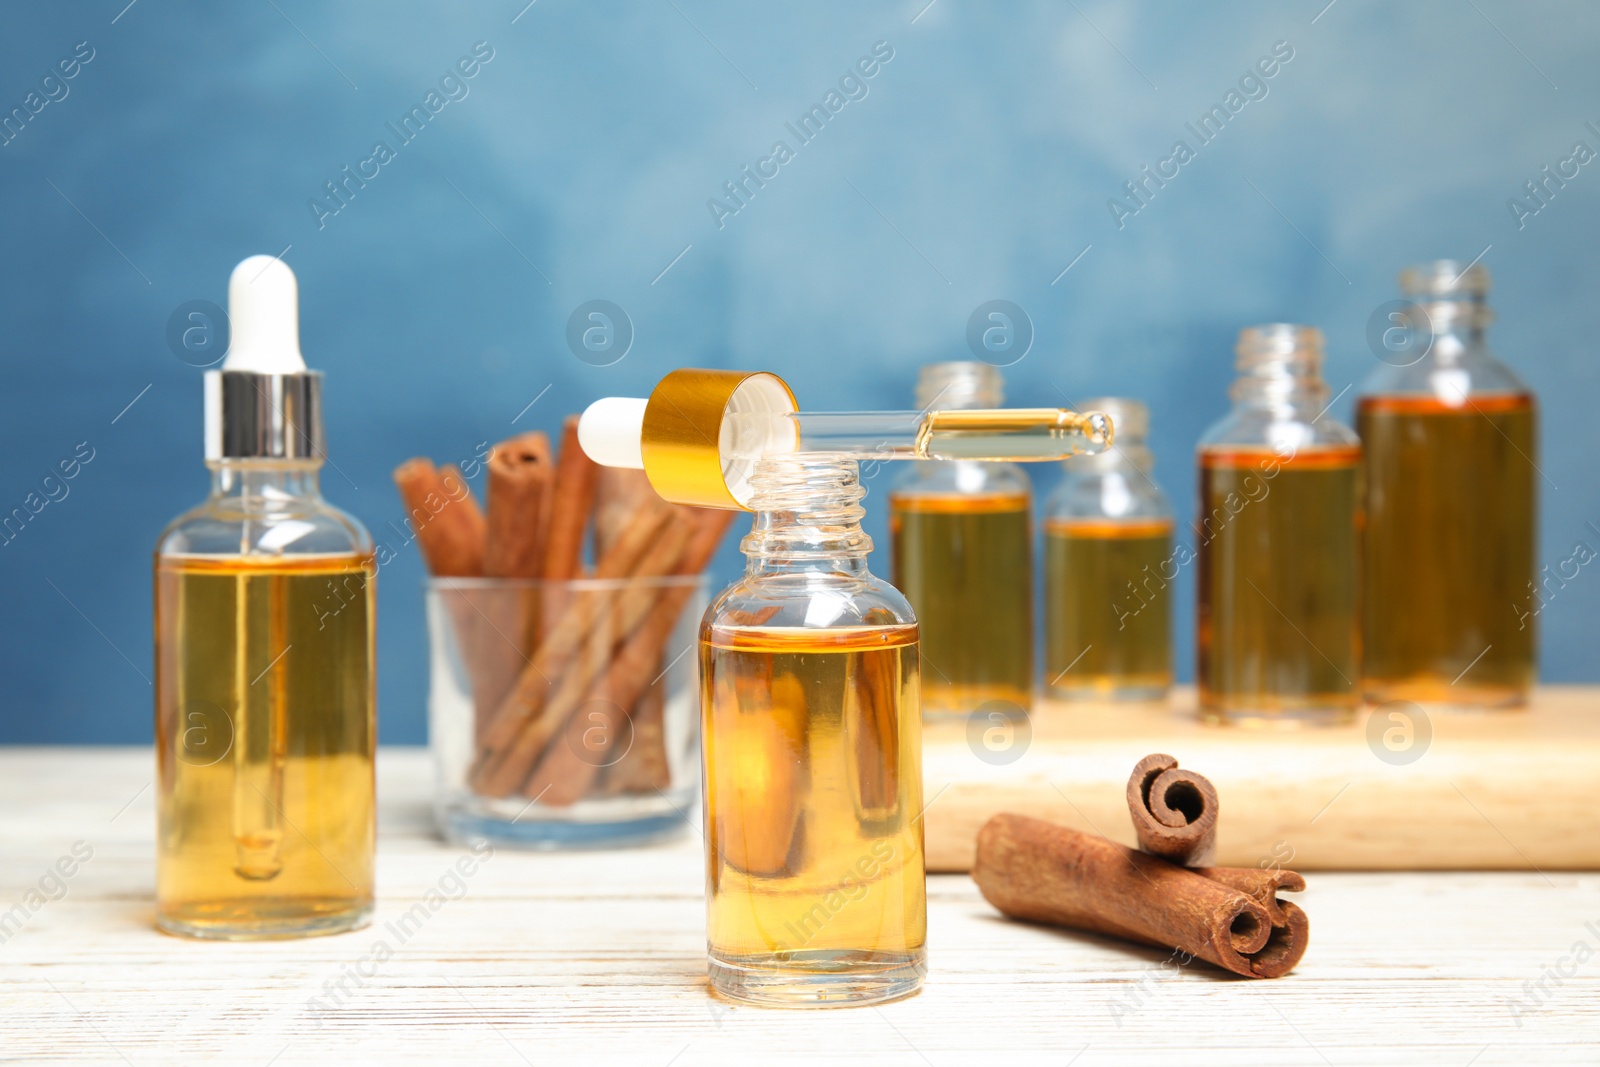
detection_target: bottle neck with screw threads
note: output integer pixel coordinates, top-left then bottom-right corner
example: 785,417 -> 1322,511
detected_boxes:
740,453 -> 871,579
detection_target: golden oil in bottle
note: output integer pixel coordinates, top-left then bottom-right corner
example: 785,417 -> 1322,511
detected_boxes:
1042,398 -> 1173,701
155,553 -> 375,938
1359,261 -> 1538,706
1045,519 -> 1175,699
1197,445 -> 1362,720
702,626 -> 926,993
1196,326 -> 1362,723
701,455 -> 926,1007
890,362 -> 1031,717
889,490 -> 1031,713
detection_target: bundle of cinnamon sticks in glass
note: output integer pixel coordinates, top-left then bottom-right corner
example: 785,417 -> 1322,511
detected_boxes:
973,754 -> 1309,979
394,417 -> 733,806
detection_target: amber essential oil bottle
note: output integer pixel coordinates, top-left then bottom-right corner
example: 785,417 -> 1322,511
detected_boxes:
153,257 -> 375,939
701,453 -> 926,1007
889,362 -> 1031,717
1044,398 -> 1174,700
1196,325 -> 1362,724
1358,262 -> 1537,707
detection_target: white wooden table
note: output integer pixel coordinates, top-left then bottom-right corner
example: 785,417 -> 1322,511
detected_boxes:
1,748 -> 1595,1065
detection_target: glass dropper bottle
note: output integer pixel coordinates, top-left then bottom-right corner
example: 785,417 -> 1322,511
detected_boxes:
577,368 -> 1112,1007
153,256 -> 376,939
701,452 -> 926,1006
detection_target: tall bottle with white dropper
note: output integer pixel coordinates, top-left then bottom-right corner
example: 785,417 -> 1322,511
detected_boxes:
154,255 -> 376,939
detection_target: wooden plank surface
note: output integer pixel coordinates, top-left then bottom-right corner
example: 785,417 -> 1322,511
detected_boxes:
0,747 -> 1597,1064
923,686 -> 1600,872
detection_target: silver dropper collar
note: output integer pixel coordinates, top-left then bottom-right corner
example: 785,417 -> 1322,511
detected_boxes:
204,370 -> 324,461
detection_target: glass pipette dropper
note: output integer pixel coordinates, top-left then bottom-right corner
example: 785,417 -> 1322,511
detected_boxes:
220,257 -> 302,882
578,369 -> 1113,510
720,407 -> 1111,463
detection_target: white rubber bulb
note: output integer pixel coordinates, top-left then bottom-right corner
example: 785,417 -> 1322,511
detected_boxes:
577,397 -> 648,468
223,255 -> 306,373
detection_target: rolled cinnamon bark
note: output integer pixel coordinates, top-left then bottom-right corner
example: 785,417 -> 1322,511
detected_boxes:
483,432 -> 552,578
393,459 -> 486,576
1191,866 -> 1310,978
1127,753 -> 1218,866
524,508 -> 734,805
593,468 -> 658,559
974,814 -> 1302,979
543,416 -> 601,581
467,499 -> 681,793
596,684 -> 670,796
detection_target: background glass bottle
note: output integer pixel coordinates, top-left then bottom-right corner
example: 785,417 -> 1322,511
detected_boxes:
700,453 -> 926,1007
1044,398 -> 1173,701
1358,262 -> 1537,707
889,363 -> 1032,717
153,258 -> 375,939
1196,325 -> 1361,723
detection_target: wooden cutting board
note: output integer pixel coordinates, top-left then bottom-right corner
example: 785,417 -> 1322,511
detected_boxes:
920,686 -> 1600,871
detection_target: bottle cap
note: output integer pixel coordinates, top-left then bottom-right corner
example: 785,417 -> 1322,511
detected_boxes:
915,361 -> 1003,410
204,256 -> 324,462
578,369 -> 797,509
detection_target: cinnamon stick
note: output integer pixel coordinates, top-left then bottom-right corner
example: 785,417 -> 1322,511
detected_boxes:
524,508 -> 734,805
444,433 -> 551,745
1193,867 -> 1306,927
393,459 -> 486,576
542,416 -> 601,580
596,683 -> 670,796
483,432 -> 552,578
1127,753 -> 1218,866
593,468 -> 658,559
1192,867 -> 1309,977
974,814 -> 1301,979
469,499 -> 675,796
706,651 -> 802,876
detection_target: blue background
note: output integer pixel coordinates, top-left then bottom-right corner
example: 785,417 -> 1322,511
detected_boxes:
2,1 -> 1595,743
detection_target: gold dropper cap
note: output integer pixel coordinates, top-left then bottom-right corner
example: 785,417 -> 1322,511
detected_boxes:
640,369 -> 799,509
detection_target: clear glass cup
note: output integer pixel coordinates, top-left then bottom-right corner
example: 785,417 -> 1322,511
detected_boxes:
428,575 -> 706,848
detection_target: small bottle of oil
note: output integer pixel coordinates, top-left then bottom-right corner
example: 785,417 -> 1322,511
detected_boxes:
888,362 -> 1032,717
701,453 -> 926,1007
1358,262 -> 1537,707
1043,397 -> 1173,701
153,256 -> 376,939
1196,325 -> 1361,724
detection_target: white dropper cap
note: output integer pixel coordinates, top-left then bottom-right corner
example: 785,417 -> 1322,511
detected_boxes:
205,255 -> 323,462
223,255 -> 306,372
578,397 -> 648,468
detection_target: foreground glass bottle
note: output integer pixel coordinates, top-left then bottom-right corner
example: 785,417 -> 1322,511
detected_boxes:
701,453 -> 927,1007
1044,397 -> 1173,701
1196,325 -> 1361,724
889,363 -> 1032,717
153,257 -> 375,939
1358,262 -> 1537,707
